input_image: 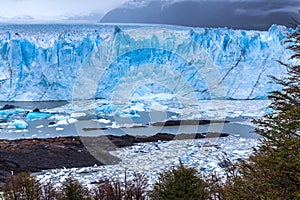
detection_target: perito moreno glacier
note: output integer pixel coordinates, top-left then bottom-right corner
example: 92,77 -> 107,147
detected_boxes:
0,24 -> 292,101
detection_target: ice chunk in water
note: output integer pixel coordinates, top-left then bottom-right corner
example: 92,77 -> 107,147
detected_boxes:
9,119 -> 28,129
26,112 -> 53,120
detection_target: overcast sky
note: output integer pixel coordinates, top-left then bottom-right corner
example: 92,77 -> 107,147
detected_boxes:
0,0 -> 299,29
0,0 -> 127,20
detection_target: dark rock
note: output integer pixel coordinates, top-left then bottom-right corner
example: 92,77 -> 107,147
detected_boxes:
218,160 -> 232,168
0,137 -> 105,189
0,118 -> 8,123
117,124 -> 147,128
2,104 -> 17,110
151,119 -> 229,126
82,127 -> 108,131
103,132 -> 228,148
129,110 -> 137,115
204,132 -> 229,138
48,121 -> 56,125
33,108 -> 40,112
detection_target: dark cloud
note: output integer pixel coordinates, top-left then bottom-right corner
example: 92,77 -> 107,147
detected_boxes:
100,0 -> 300,30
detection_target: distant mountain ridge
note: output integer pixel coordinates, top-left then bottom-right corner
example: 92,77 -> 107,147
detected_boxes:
100,0 -> 300,30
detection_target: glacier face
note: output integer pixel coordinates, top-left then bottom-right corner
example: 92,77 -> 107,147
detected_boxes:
0,24 -> 292,101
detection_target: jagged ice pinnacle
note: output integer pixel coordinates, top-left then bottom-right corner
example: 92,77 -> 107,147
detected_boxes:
0,24 -> 292,101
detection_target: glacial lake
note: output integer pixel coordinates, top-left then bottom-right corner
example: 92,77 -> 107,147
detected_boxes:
0,100 -> 265,140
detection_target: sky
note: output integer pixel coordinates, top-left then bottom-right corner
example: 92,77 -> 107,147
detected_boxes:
0,0 -> 127,21
0,0 -> 299,30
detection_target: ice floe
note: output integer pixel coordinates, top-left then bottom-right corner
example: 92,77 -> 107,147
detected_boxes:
26,112 -> 53,120
9,119 -> 28,129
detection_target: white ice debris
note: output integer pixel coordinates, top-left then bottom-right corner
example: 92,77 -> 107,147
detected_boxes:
71,112 -> 87,118
55,127 -> 64,131
67,118 -> 78,124
35,135 -> 259,189
36,125 -> 44,129
95,119 -> 111,124
57,120 -> 69,126
150,102 -> 168,111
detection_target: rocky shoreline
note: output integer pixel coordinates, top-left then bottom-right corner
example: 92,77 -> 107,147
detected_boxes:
0,132 -> 228,188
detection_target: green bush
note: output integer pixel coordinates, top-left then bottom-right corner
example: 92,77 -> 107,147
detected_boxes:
149,163 -> 208,200
59,177 -> 92,200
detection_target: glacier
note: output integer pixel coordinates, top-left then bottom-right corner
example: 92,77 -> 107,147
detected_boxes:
0,24 -> 293,101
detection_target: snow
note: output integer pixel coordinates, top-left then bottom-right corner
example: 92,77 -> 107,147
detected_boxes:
0,24 -> 293,101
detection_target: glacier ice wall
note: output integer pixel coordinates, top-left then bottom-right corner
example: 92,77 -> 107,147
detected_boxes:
0,24 -> 292,101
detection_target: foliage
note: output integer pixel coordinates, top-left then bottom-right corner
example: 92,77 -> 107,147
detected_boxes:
59,177 -> 92,200
94,172 -> 148,200
1,172 -> 149,200
42,182 -> 61,200
149,163 -> 208,200
2,172 -> 42,200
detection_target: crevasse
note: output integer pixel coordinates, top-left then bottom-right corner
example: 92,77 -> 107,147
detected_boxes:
0,24 -> 292,101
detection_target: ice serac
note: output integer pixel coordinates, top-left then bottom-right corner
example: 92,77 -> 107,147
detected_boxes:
0,24 -> 292,101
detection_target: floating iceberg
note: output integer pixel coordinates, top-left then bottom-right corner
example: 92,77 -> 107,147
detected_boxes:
9,119 -> 28,129
96,118 -> 111,124
26,112 -> 53,120
0,109 -> 24,116
96,105 -> 122,114
115,110 -> 140,118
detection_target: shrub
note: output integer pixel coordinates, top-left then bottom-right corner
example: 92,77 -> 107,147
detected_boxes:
41,181 -> 60,200
93,172 -> 148,200
2,172 -> 42,200
149,163 -> 208,200
59,177 -> 92,200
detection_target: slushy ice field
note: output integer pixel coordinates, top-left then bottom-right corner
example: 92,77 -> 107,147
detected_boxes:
0,23 -> 292,187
